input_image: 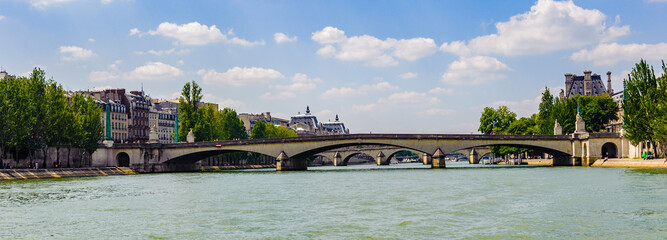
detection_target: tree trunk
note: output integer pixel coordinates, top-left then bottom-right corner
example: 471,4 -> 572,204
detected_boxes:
42,147 -> 48,169
67,147 -> 71,168
55,146 -> 60,168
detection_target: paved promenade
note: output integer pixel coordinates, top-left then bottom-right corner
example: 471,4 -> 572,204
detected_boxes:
591,158 -> 667,168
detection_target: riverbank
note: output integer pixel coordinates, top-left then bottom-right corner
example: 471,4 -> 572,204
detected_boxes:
0,167 -> 136,181
591,158 -> 667,168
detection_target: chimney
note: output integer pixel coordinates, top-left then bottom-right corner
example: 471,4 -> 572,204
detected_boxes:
607,71 -> 613,94
584,70 -> 592,81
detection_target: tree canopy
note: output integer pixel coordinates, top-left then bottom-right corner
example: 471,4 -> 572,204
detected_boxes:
622,59 -> 667,156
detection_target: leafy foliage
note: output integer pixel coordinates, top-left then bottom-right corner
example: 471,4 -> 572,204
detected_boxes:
622,59 -> 667,156
251,120 -> 298,139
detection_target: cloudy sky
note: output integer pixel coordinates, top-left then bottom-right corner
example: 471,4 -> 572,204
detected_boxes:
2,0 -> 666,133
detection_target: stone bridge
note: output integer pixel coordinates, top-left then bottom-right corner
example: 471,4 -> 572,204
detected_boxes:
91,133 -> 625,172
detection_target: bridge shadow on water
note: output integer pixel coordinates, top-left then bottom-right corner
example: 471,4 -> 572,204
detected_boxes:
211,162 -> 551,174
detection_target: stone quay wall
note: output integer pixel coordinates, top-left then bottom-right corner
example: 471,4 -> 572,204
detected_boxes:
0,167 -> 136,181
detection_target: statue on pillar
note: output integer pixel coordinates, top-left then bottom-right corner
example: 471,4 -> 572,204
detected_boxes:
187,129 -> 195,143
554,120 -> 562,135
574,99 -> 587,133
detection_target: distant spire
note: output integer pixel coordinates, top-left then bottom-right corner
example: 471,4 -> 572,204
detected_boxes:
335,114 -> 339,122
141,83 -> 144,96
306,106 -> 310,114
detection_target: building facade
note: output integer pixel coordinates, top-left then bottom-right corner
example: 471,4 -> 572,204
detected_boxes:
562,71 -> 613,99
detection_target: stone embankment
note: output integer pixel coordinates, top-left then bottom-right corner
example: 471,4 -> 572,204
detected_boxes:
201,165 -> 276,171
591,159 -> 667,168
0,167 -> 136,181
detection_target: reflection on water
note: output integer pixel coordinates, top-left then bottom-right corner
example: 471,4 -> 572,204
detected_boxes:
1,162 -> 666,239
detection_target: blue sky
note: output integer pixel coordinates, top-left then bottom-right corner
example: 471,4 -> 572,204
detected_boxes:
2,0 -> 667,133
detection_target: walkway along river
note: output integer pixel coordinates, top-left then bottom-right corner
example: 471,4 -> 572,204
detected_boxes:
0,162 -> 665,239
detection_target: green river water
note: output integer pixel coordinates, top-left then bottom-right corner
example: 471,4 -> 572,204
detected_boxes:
1,162 -> 666,239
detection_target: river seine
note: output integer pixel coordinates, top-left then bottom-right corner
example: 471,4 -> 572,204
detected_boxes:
1,162 -> 666,239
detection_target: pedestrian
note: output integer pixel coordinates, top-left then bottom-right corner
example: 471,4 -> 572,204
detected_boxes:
26,161 -> 30,169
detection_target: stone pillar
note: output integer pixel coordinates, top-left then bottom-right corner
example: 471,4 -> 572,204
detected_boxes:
554,120 -> 562,135
422,153 -> 432,165
469,148 -> 479,164
276,151 -> 307,171
376,151 -> 388,165
431,148 -> 446,168
333,152 -> 345,166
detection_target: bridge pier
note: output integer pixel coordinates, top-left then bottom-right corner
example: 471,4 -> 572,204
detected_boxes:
376,151 -> 389,165
422,153 -> 432,165
276,151 -> 307,171
333,152 -> 346,166
469,148 -> 480,164
431,148 -> 446,168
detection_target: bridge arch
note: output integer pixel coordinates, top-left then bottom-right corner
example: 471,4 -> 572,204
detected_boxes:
116,152 -> 130,167
451,143 -> 570,158
164,149 -> 274,164
291,142 -> 427,161
343,153 -> 374,165
601,142 -> 617,158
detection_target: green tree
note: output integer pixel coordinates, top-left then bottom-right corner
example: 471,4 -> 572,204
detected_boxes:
69,93 -> 103,167
217,108 -> 248,140
507,114 -> 539,135
623,59 -> 667,156
44,80 -> 69,167
537,87 -> 556,134
265,124 -> 298,138
478,106 -> 516,134
193,103 -> 216,141
551,95 -> 619,134
178,81 -> 202,142
250,120 -> 267,139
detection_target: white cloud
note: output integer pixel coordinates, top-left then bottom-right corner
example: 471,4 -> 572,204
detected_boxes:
139,48 -> 176,56
202,93 -> 246,109
274,32 -> 298,44
421,108 -> 456,116
91,85 -> 114,91
312,26 -> 347,44
101,0 -> 113,4
491,95 -> 541,117
59,46 -> 96,61
0,15 -> 6,20
320,81 -> 398,99
125,62 -> 184,80
352,103 -> 376,112
88,38 -> 95,42
378,91 -> 439,105
129,28 -> 141,36
399,72 -> 418,79
273,73 -> 321,92
440,0 -> 630,56
227,37 -> 265,47
321,87 -> 363,99
148,22 -> 225,45
260,92 -> 296,100
145,22 -> 263,46
316,45 -> 337,57
441,56 -> 511,85
177,60 -> 184,66
393,38 -> 438,61
200,67 -> 285,87
312,26 -> 437,66
428,87 -> 454,95
109,60 -> 121,71
28,0 -> 74,9
89,71 -> 119,82
359,81 -> 399,91
571,43 -> 667,66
